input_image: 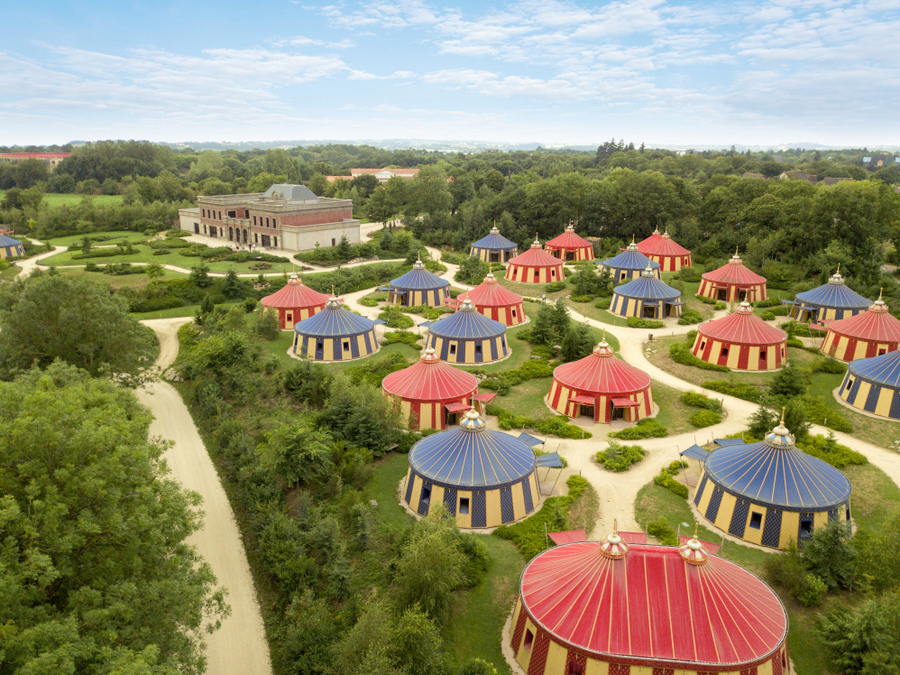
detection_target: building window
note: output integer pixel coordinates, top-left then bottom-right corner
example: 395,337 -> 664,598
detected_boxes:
201,209 -> 205,217
459,497 -> 470,514
253,216 -> 257,225
266,217 -> 270,227
845,378 -> 854,391
700,341 -> 706,350
750,512 -> 762,529
534,270 -> 539,280
274,237 -> 278,247
332,238 -> 336,246
523,629 -> 534,651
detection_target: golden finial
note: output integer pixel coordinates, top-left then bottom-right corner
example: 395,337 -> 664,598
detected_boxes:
781,406 -> 786,425
632,234 -> 635,244
602,328 -> 606,341
735,246 -> 740,256
693,523 -> 698,538
836,263 -> 841,274
879,287 -> 884,301
613,518 -> 618,534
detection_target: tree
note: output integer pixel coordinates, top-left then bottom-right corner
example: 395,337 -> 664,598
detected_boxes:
530,303 -> 558,345
0,275 -> 155,384
454,255 -> 490,285
222,268 -> 242,299
0,363 -> 227,674
770,360 -> 807,399
560,323 -> 594,362
256,422 -> 335,487
190,263 -> 212,288
146,261 -> 165,279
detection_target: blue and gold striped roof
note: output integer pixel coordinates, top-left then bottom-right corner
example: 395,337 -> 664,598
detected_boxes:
596,242 -> 660,272
613,268 -> 681,301
293,296 -> 375,337
705,423 -> 851,510
794,270 -> 871,311
0,234 -> 23,247
409,409 -> 536,488
429,298 -> 507,339
847,349 -> 900,388
471,226 -> 518,251
390,259 -> 450,291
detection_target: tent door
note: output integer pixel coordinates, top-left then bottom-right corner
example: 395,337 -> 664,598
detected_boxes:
579,404 -> 594,419
490,252 -> 499,263
611,407 -> 625,420
642,305 -> 657,319
717,289 -> 727,301
738,289 -> 747,301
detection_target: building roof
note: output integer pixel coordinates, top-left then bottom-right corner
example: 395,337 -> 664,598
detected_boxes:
429,298 -> 507,339
825,296 -> 900,342
519,536 -> 787,669
262,184 -> 318,201
507,238 -> 565,269
459,272 -> 523,308
698,302 -> 787,346
636,227 -> 691,257
702,251 -> 766,286
382,348 -> 478,402
390,259 -> 451,291
0,234 -> 23,247
552,340 -> 651,395
260,273 -> 331,310
793,269 -> 871,312
613,268 -> 682,301
545,223 -> 592,250
704,421 -> 851,510
847,349 -> 900,388
293,296 -> 375,337
596,241 -> 660,272
408,408 -> 536,488
471,226 -> 518,252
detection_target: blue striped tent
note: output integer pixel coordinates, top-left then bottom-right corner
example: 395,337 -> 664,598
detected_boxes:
609,267 -> 684,319
292,296 -> 379,361
693,421 -> 851,549
595,241 -> 660,282
403,408 -> 540,528
470,226 -> 518,263
839,349 -> 900,419
0,234 -> 25,259
425,298 -> 509,364
785,269 -> 871,323
388,259 -> 450,307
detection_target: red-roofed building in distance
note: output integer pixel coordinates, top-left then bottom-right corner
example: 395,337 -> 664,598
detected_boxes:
692,302 -> 787,370
0,153 -> 69,172
821,293 -> 900,362
544,222 -> 594,262
636,226 -> 692,272
381,348 -> 479,430
546,339 -> 653,423
260,273 -> 330,329
505,237 -> 565,284
455,272 -> 526,326
350,168 -> 419,183
697,249 -> 767,303
508,527 -> 790,675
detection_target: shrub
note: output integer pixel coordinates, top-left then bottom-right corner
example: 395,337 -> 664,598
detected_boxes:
680,392 -> 722,411
786,337 -> 805,348
702,380 -> 765,402
754,297 -> 782,308
676,266 -> 702,283
689,409 -> 722,428
378,306 -> 415,329
714,301 -> 726,310
595,441 -> 645,472
678,309 -> 703,325
763,545 -> 827,607
647,518 -> 678,545
545,281 -> 566,293
608,418 -> 668,439
802,396 -> 852,433
797,433 -> 866,468
381,331 -> 422,349
810,358 -> 847,375
593,297 -> 612,310
697,295 -> 716,305
669,342 -> 730,372
359,297 -> 379,307
760,310 -> 776,321
627,317 -> 664,328
571,295 -> 594,303
653,468 -> 689,498
535,416 -> 591,439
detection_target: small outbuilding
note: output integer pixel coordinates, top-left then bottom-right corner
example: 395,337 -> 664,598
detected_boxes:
403,408 -> 540,528
838,349 -> 900,420
694,416 -> 852,548
470,225 -> 518,263
691,301 -> 787,371
546,339 -> 653,423
382,347 -> 479,430
457,272 -> 526,326
594,240 -> 660,282
544,222 -> 594,262
260,273 -> 330,329
784,267 -> 871,324
636,226 -> 692,271
609,266 -> 684,319
0,234 -> 25,259
505,238 -> 566,284
387,258 -> 450,307
292,295 -> 379,362
697,249 -> 767,303
821,294 -> 900,362
425,297 -> 509,364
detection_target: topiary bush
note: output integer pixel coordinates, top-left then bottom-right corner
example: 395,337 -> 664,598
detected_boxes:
595,441 -> 645,472
608,418 -> 667,439
760,310 -> 776,321
689,409 -> 722,428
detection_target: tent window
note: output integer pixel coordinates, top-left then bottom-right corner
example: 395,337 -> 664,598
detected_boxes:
700,341 -> 706,350
760,349 -> 767,360
449,344 -> 456,355
420,483 -> 431,503
343,341 -> 350,351
459,498 -> 470,514
846,378 -> 854,391
475,344 -> 482,355
721,346 -> 729,357
750,512 -> 763,529
512,309 -> 517,318
534,270 -> 540,280
523,629 -> 534,651
880,348 -> 887,355
551,269 -> 556,277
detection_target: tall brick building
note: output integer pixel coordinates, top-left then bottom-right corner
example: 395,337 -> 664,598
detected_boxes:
178,184 -> 360,251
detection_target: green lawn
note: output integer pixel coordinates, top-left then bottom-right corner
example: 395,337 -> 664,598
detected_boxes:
653,381 -> 704,437
53,266 -> 186,289
496,276 -> 569,302
45,230 -> 148,246
0,191 -> 124,209
0,264 -> 21,281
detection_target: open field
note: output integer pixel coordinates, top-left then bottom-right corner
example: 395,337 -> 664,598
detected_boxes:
0,191 -> 125,208
53,266 -> 187,289
45,230 -> 149,246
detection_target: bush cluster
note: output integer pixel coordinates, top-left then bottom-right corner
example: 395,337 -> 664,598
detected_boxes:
479,359 -> 553,395
608,418 -> 667,439
702,380 -> 765,402
545,281 -> 566,293
689,409 -> 722,428
802,395 -> 852,433
381,331 -> 422,349
678,309 -> 703,324
627,317 -> 664,328
652,461 -> 690,498
378,306 -> 415,329
595,441 -> 645,472
680,391 -> 722,411
754,297 -> 782,308
485,404 -> 591,439
797,433 -> 866,468
647,518 -> 678,545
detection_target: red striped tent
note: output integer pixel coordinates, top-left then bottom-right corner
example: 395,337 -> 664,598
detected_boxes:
509,529 -> 789,675
692,302 -> 787,370
382,348 -> 479,430
544,223 -> 594,262
636,226 -> 692,272
457,272 -> 526,326
546,340 -> 653,422
697,249 -> 767,303
506,238 -> 565,284
260,273 -> 330,329
822,295 -> 900,362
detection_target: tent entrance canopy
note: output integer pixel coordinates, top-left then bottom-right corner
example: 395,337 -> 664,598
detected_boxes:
444,402 -> 471,413
680,444 -> 708,461
569,395 -> 596,405
472,393 -> 497,404
611,398 -> 639,407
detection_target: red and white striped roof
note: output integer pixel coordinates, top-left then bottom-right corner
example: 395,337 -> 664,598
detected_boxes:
545,223 -> 592,251
552,340 -> 650,394
261,273 -> 331,310
382,348 -> 478,402
637,227 -> 690,257
507,238 -> 565,269
460,272 -> 523,308
699,302 -> 787,345
826,296 -> 900,342
701,250 -> 766,286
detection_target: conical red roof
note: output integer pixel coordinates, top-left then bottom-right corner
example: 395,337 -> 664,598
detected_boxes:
702,251 -> 766,286
637,228 -> 690,256
546,223 -> 592,250
552,340 -> 650,394
460,272 -> 523,308
382,348 -> 478,402
508,239 -> 564,269
699,302 -> 786,345
261,273 -> 330,309
827,297 -> 900,342
636,227 -> 662,250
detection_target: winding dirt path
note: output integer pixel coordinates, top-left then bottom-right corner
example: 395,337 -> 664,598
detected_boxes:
137,318 -> 272,675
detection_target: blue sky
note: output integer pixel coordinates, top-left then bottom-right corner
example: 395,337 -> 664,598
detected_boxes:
2,0 -> 899,147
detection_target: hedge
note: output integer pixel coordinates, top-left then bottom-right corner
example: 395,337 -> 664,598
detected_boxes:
797,434 -> 866,468
653,461 -> 690,498
680,392 -> 722,411
669,342 -> 730,372
702,380 -> 765,403
689,409 -> 722,428
627,317 -> 664,329
647,518 -> 678,545
608,418 -> 668,439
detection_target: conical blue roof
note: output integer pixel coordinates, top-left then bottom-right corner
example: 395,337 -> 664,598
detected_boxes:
409,408 -> 536,488
596,242 -> 660,272
847,349 -> 900,388
704,422 -> 851,510
0,234 -> 22,247
613,268 -> 681,300
429,298 -> 506,339
471,226 -> 518,251
293,297 -> 374,337
390,259 -> 450,291
794,270 -> 871,312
